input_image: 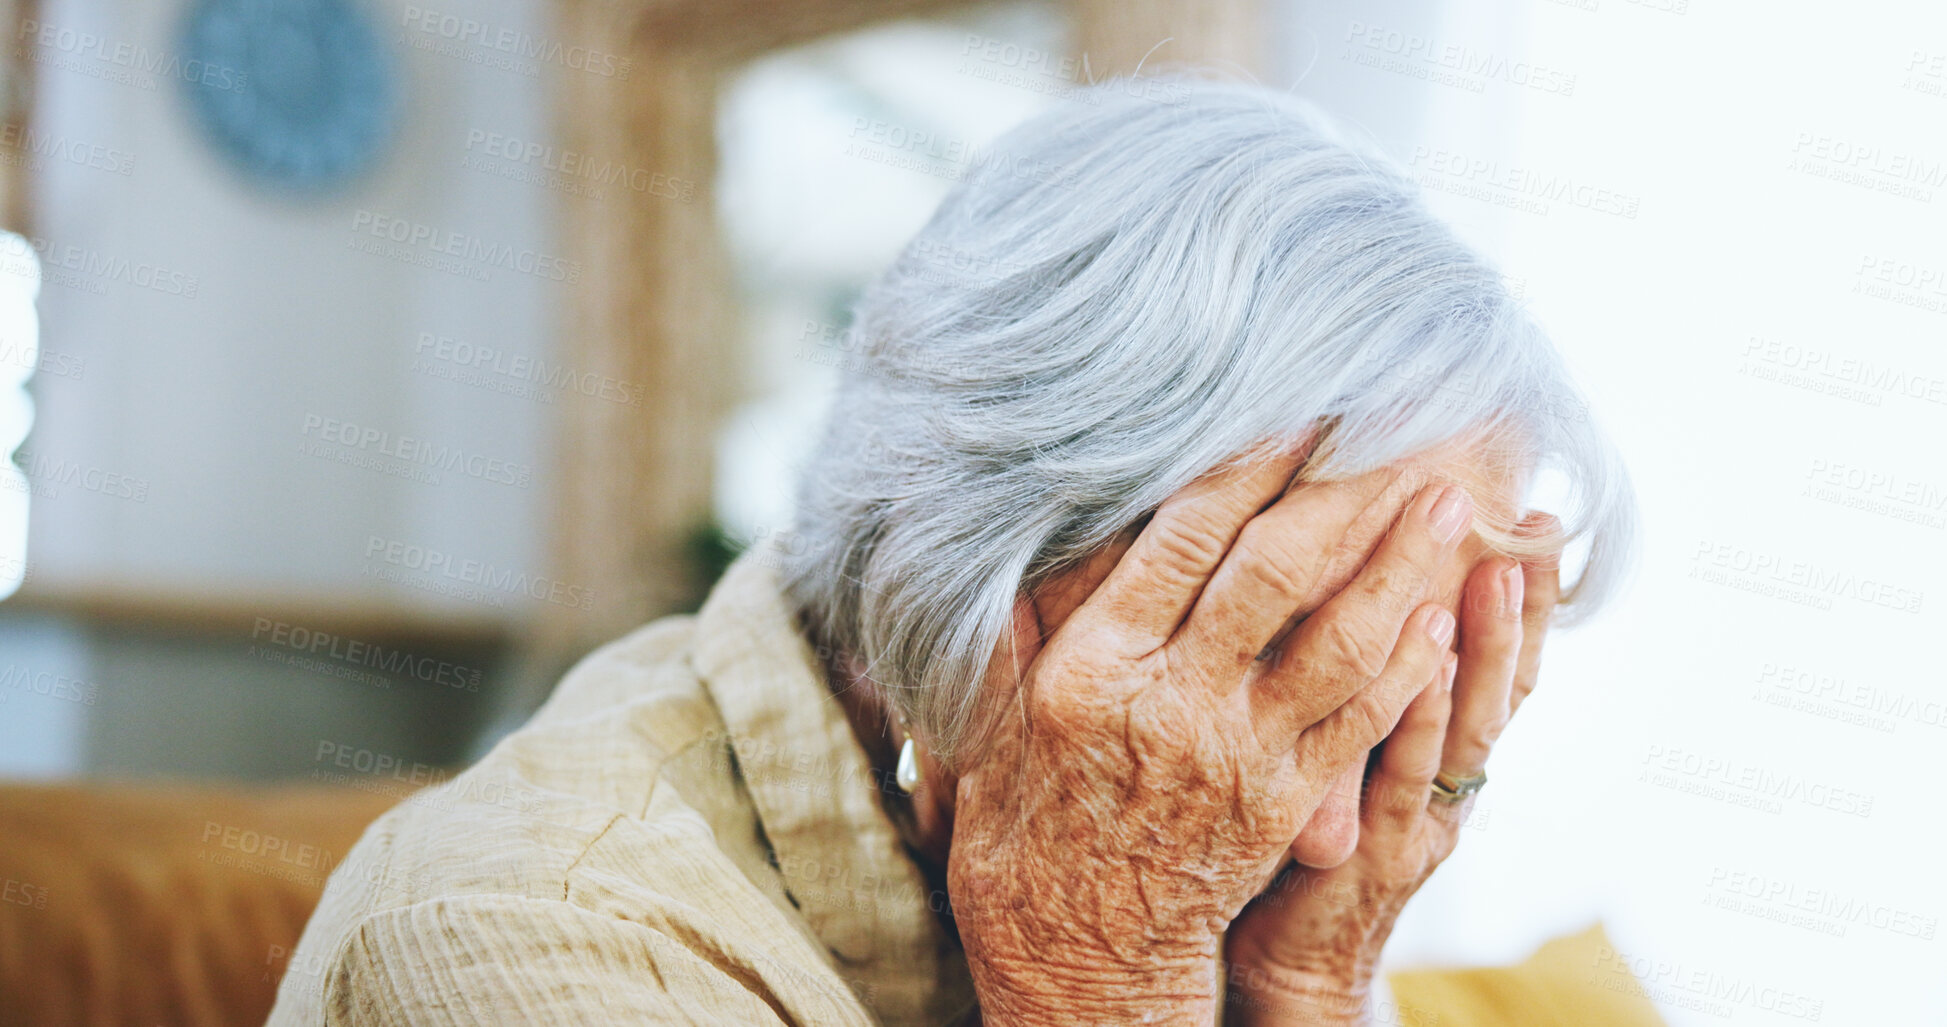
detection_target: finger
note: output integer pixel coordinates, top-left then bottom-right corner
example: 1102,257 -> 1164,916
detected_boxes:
1175,465 -> 1406,670
1441,557 -> 1523,777
1368,654 -> 1456,832
1510,513 -> 1562,715
1267,467 -> 1440,635
1256,483 -> 1473,729
1032,523 -> 1139,639
1073,442 -> 1309,654
1291,600 -> 1454,767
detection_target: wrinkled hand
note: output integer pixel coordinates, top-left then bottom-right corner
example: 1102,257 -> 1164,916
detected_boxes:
1223,516 -> 1561,1025
947,446 -> 1476,1026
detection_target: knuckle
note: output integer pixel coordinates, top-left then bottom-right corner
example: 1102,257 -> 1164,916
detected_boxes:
1433,831 -> 1461,862
1234,536 -> 1308,601
1466,713 -> 1510,752
1340,690 -> 1397,749
1148,515 -> 1230,577
1314,537 -> 1366,592
1512,678 -> 1539,705
1313,613 -> 1394,682
1427,802 -> 1468,834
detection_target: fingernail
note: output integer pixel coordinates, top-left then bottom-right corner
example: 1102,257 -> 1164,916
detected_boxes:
1427,485 -> 1472,544
1441,654 -> 1458,692
1425,606 -> 1455,647
1502,562 -> 1525,618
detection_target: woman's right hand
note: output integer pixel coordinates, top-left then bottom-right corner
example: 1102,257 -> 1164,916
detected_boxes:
947,446 -> 1477,1026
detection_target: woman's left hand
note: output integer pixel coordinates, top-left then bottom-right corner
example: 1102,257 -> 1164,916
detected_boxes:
1222,516 -> 1560,1025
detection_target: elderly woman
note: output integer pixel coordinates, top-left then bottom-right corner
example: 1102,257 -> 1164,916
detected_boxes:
272,78 -> 1631,1026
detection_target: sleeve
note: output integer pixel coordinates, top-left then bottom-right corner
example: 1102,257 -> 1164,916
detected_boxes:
319,895 -> 801,1027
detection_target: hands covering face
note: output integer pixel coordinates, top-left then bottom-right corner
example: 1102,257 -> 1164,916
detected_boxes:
1222,512 -> 1561,1024
944,441 -> 1562,1026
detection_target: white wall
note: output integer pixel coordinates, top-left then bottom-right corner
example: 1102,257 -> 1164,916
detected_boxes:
20,0 -> 559,612
4,0 -> 576,777
1285,2 -> 1947,1023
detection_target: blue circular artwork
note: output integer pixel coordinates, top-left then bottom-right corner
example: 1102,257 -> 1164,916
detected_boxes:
178,0 -> 398,193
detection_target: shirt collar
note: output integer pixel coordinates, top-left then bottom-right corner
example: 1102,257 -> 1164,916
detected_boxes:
692,552 -> 975,1024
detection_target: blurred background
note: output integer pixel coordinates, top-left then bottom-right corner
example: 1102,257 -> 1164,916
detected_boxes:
0,0 -> 1942,1023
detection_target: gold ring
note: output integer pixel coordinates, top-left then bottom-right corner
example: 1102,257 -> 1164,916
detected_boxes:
1431,769 -> 1487,803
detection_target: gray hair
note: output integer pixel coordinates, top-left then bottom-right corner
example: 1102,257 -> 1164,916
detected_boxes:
780,76 -> 1635,767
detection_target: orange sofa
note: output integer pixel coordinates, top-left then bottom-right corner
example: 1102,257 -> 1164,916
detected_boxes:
0,783 -> 403,1026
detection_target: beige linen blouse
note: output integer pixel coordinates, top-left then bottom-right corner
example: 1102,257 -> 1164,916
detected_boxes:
269,554 -> 978,1026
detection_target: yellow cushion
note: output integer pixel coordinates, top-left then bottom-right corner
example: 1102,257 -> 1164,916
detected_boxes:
1387,923 -> 1667,1027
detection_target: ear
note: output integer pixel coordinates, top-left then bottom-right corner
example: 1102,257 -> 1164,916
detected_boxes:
912,738 -> 958,821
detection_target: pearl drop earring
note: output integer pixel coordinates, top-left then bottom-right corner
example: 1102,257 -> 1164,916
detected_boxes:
895,737 -> 921,794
